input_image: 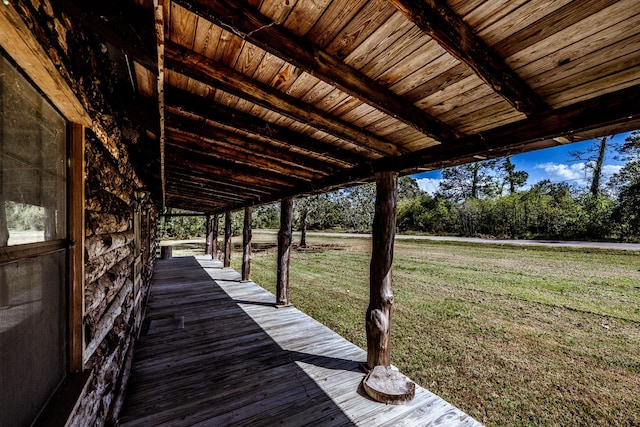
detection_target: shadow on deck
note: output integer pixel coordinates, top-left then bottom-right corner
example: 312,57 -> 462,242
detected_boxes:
119,256 -> 481,426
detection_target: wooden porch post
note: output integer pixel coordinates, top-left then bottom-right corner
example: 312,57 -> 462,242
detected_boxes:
205,214 -> 212,255
241,206 -> 252,281
366,171 -> 398,369
276,197 -> 293,306
223,211 -> 232,268
363,171 -> 415,404
212,213 -> 219,261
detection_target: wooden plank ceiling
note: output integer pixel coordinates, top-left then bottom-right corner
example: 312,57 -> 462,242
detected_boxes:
60,0 -> 640,213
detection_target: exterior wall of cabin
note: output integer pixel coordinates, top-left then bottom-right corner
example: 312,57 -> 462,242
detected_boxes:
1,1 -> 159,425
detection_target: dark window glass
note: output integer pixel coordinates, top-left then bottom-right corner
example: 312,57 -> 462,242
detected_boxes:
0,54 -> 67,427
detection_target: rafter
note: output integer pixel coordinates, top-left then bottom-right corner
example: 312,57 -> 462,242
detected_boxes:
166,148 -> 303,188
166,167 -> 280,196
205,85 -> 640,213
165,111 -> 342,174
165,87 -> 364,167
165,42 -> 402,158
165,128 -> 323,179
172,0 -> 458,143
387,0 -> 547,115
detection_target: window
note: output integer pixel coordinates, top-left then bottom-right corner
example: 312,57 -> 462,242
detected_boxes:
0,53 -> 68,427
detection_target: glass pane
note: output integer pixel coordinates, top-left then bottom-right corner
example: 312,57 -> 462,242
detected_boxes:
0,251 -> 67,427
0,55 -> 67,247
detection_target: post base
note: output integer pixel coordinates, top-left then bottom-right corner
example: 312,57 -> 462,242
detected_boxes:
363,365 -> 415,405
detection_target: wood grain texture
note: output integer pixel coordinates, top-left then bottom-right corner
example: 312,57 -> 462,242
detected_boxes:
118,256 -> 481,426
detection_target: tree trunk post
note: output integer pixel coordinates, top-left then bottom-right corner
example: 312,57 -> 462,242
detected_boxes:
366,171 -> 398,369
241,206 -> 252,281
205,214 -> 212,255
212,213 -> 219,261
299,206 -> 308,248
223,211 -> 232,268
276,197 -> 293,306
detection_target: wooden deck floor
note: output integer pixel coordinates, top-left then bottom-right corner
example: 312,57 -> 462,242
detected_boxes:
119,256 -> 482,426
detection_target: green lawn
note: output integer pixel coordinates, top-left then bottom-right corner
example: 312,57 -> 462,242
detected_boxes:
219,231 -> 639,426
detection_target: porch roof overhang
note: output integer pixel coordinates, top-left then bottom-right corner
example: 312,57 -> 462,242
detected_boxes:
60,0 -> 640,213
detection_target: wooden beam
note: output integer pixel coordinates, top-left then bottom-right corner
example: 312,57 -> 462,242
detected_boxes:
223,211 -> 232,268
68,123 -> 85,372
0,2 -> 91,126
165,42 -> 403,158
387,0 -> 547,115
166,168 -> 275,197
366,171 -> 398,369
153,0 -> 166,208
276,197 -> 294,306
166,87 -> 364,167
172,0 -> 458,142
165,124 -> 330,178
165,147 -> 304,188
241,206 -> 252,282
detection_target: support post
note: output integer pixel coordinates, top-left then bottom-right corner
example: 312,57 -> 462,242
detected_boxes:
276,197 -> 294,306
205,214 -> 212,255
241,206 -> 252,281
366,171 -> 398,369
363,171 -> 415,404
212,213 -> 219,261
223,211 -> 232,268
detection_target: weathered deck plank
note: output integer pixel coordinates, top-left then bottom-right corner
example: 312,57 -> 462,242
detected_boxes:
119,256 -> 481,426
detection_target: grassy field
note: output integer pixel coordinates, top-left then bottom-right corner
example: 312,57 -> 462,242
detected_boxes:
176,232 -> 640,426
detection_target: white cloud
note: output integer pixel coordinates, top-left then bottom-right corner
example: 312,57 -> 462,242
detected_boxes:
534,162 -> 623,186
416,178 -> 442,195
602,164 -> 623,177
535,162 -> 588,185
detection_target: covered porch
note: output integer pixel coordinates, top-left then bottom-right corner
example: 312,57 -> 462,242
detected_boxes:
119,256 -> 480,426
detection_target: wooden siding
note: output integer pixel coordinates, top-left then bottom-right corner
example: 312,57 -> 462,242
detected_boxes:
119,256 -> 481,426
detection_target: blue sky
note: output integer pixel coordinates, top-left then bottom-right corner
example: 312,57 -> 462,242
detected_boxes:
412,132 -> 633,195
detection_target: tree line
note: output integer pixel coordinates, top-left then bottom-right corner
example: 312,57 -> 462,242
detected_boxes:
161,131 -> 640,242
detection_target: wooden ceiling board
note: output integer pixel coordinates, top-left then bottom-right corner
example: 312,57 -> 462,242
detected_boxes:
388,49 -> 457,97
472,0 -> 573,47
134,62 -> 157,98
168,2 -> 197,49
60,0 -> 640,212
492,0 -> 621,59
505,1 -> 636,71
283,0 -> 333,37
403,64 -> 473,103
446,0 -> 485,17
544,69 -> 640,109
324,0 -> 397,59
415,74 -> 486,113
259,0 -> 297,25
343,11 -> 417,73
527,33 -> 640,98
462,0 -> 530,35
306,0 -> 369,48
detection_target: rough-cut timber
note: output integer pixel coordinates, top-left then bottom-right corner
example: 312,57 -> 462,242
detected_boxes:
224,211 -> 232,268
212,214 -> 219,260
387,0 -> 547,115
276,197 -> 294,306
367,171 -> 398,369
363,365 -> 416,405
241,206 -> 252,281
